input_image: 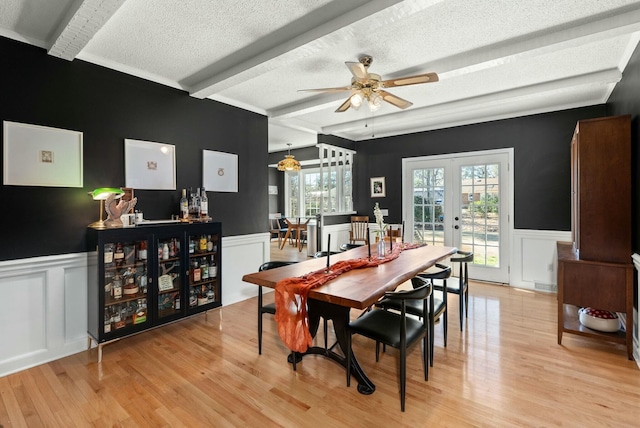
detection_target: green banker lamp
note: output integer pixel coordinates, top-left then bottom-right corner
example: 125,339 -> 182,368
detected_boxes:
89,187 -> 124,229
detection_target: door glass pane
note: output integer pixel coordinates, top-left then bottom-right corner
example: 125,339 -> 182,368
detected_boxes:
413,167 -> 444,245
460,163 -> 500,267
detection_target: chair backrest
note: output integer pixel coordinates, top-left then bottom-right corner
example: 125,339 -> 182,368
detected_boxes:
313,251 -> 340,258
259,261 -> 297,271
350,216 -> 369,243
269,218 -> 281,231
451,250 -> 473,283
416,263 -> 451,283
385,276 -> 432,320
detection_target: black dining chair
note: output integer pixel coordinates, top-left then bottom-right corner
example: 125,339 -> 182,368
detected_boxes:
346,276 -> 432,411
339,243 -> 363,252
432,250 -> 473,331
376,263 -> 451,366
257,261 -> 297,355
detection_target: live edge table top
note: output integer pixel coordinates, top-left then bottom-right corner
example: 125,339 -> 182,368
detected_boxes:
242,244 -> 457,310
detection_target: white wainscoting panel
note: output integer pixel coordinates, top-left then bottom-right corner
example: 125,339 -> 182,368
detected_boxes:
221,233 -> 271,306
0,253 -> 89,378
321,223 -> 351,252
510,229 -> 572,291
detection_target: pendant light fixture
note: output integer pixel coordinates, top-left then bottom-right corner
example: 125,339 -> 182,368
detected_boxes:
277,143 -> 301,172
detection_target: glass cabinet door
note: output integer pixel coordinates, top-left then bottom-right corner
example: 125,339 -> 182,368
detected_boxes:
102,239 -> 149,335
156,236 -> 182,319
187,233 -> 219,310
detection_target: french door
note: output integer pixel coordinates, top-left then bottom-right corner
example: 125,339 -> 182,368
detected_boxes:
402,149 -> 512,283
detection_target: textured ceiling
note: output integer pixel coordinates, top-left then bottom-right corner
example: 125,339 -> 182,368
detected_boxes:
2,0 -> 640,152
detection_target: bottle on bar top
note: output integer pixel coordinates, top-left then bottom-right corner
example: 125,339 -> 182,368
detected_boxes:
180,189 -> 189,220
200,187 -> 208,219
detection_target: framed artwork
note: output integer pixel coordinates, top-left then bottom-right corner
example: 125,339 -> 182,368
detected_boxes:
124,139 -> 176,190
203,150 -> 238,192
370,176 -> 386,197
3,121 -> 83,187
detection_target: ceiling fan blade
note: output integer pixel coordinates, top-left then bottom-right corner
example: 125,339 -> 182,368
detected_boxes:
378,90 -> 413,109
345,61 -> 368,80
335,97 -> 352,112
380,72 -> 439,88
298,86 -> 352,93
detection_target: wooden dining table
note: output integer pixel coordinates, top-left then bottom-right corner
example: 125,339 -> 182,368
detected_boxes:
278,218 -> 310,252
242,243 -> 457,394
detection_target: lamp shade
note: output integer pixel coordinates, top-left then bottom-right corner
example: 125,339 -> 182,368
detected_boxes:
91,187 -> 124,200
277,144 -> 301,172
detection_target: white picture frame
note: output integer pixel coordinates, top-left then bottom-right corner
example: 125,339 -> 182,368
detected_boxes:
371,176 -> 386,197
124,139 -> 176,190
3,121 -> 83,187
203,150 -> 238,192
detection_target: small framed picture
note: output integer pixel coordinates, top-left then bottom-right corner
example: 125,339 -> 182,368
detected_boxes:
370,176 -> 386,197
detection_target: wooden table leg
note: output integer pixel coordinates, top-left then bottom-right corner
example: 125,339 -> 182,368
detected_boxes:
280,227 -> 292,250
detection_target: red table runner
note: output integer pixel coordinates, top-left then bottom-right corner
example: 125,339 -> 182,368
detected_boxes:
274,243 -> 422,352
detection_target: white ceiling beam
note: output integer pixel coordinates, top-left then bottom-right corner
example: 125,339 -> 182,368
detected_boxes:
186,0 -> 445,99
271,5 -> 640,123
323,69 -> 621,135
47,0 -> 126,61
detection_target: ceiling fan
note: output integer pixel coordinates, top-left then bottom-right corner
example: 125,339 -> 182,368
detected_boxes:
299,55 -> 438,113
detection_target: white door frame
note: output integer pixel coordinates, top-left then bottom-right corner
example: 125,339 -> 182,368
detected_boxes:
402,148 -> 514,284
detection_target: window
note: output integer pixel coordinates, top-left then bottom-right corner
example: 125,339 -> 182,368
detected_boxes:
284,144 -> 355,217
285,165 -> 353,216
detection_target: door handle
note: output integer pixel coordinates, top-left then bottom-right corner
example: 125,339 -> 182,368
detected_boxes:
454,225 -> 459,229
454,216 -> 459,221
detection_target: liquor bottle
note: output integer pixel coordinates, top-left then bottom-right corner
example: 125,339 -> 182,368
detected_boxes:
112,274 -> 123,299
162,242 -> 169,260
180,188 -> 189,220
114,242 -> 125,266
188,187 -> 194,217
200,187 -> 208,219
206,285 -> 215,302
210,258 -> 217,278
201,257 -> 209,280
175,293 -> 181,310
191,259 -> 201,282
198,234 -> 207,253
104,243 -> 114,267
137,241 -> 147,260
104,312 -> 112,333
169,238 -> 176,258
189,238 -> 195,254
207,235 -> 213,252
139,267 -> 148,294
189,287 -> 197,307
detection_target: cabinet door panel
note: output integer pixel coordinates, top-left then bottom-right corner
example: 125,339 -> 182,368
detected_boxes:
562,262 -> 626,311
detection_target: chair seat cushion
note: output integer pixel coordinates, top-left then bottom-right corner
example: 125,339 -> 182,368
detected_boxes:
349,309 -> 426,348
433,277 -> 463,293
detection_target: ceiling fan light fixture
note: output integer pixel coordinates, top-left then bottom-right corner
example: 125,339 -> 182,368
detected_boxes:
368,92 -> 382,111
277,143 -> 301,172
350,92 -> 363,108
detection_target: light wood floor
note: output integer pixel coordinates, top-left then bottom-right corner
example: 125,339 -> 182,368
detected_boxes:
1,242 -> 639,427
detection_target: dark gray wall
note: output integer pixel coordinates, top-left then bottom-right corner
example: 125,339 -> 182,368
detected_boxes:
352,106 -> 607,229
0,37 -> 268,261
607,40 -> 640,254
